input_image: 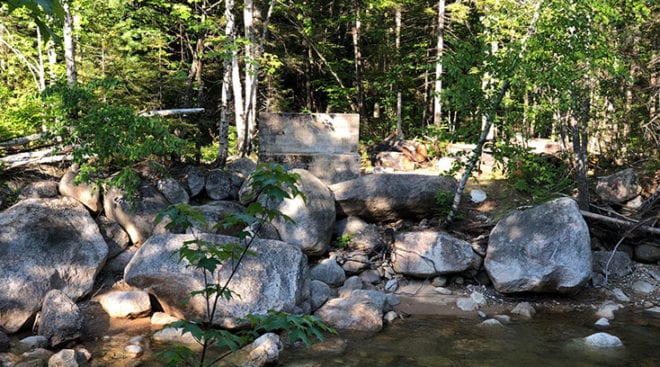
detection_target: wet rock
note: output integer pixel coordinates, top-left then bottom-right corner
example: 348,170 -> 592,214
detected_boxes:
104,181 -> 169,246
37,290 -> 83,347
456,297 -> 478,312
0,197 -> 108,333
595,168 -> 640,203
157,178 -> 189,204
610,288 -> 631,303
262,169 -> 335,256
125,233 -> 310,328
58,165 -> 102,212
310,280 -> 331,311
392,231 -> 474,277
511,302 -> 536,319
634,243 -> 660,263
596,301 -> 623,320
310,258 -> 346,287
99,290 -> 151,319
315,290 -> 386,332
631,280 -> 655,295
583,332 -> 623,348
330,174 -> 458,222
595,317 -> 610,328
478,319 -> 504,328
153,327 -> 200,347
206,169 -> 233,200
485,198 -> 591,294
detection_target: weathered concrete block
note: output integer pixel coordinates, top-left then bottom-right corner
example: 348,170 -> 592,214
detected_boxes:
259,113 -> 359,154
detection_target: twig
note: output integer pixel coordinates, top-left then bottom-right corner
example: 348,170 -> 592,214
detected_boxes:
604,217 -> 656,285
580,210 -> 660,236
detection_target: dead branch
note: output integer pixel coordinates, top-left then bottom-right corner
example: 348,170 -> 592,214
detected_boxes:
138,108 -> 205,117
0,147 -> 72,169
580,210 -> 660,236
0,133 -> 43,148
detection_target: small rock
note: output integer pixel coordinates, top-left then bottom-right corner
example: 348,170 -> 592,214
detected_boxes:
384,311 -> 398,323
74,347 -> 91,364
594,317 -> 610,328
453,276 -> 464,285
634,243 -> 660,263
493,314 -> 511,324
22,348 -> 53,360
470,189 -> 487,203
431,276 -> 448,287
99,290 -> 152,319
610,288 -> 631,303
38,289 -> 83,347
511,302 -> 536,319
310,258 -> 346,287
48,349 -> 78,367
151,312 -> 181,326
359,270 -> 381,285
470,291 -> 486,306
385,294 -> 400,310
311,280 -> 332,311
631,280 -> 655,294
18,336 -> 49,350
124,344 -> 143,358
157,178 -> 190,204
129,335 -> 147,346
596,301 -> 623,320
245,333 -> 282,367
583,332 -> 624,349
643,306 -> 660,317
477,311 -> 487,319
384,279 -> 398,293
456,297 -> 478,312
152,327 -> 201,347
434,287 -> 452,295
478,319 -> 504,328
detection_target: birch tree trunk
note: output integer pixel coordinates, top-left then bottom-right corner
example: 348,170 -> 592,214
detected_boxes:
242,0 -> 256,156
63,0 -> 77,87
352,0 -> 366,122
395,7 -> 403,139
433,0 -> 445,127
217,0 -> 236,167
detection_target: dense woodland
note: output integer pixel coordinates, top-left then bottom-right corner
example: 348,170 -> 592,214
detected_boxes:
0,0 -> 658,206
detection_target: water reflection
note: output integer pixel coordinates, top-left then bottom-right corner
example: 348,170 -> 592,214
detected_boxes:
278,312 -> 660,367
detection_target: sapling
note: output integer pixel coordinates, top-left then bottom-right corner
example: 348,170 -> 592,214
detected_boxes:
155,162 -> 334,367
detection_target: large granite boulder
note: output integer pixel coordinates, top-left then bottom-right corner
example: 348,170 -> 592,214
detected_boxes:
392,231 -> 475,277
261,169 -> 335,256
103,181 -> 169,246
0,197 -> 108,333
485,197 -> 591,294
124,234 -> 310,328
58,165 -> 102,212
330,174 -> 457,222
595,168 -> 640,203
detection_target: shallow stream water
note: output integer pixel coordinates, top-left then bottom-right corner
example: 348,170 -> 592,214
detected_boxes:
277,311 -> 660,367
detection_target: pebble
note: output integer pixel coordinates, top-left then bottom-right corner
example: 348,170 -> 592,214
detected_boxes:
434,287 -> 453,295
511,302 -> 536,319
124,344 -> 144,358
594,317 -> 610,328
631,280 -> 655,294
610,288 -> 630,302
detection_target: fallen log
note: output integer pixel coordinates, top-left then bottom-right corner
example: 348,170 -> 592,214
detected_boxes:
139,108 -> 205,117
0,147 -> 72,169
580,210 -> 660,237
0,133 -> 43,148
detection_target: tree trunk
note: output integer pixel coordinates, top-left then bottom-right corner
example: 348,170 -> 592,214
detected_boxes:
433,0 -> 445,127
352,0 -> 366,122
217,0 -> 236,167
63,0 -> 77,87
572,92 -> 590,211
395,7 -> 403,139
242,0 -> 256,156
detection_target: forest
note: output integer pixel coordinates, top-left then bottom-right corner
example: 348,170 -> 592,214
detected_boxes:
0,0 -> 658,206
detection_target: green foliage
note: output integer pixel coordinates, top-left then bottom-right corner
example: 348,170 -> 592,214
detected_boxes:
39,83 -> 185,192
492,143 -> 574,201
155,163 -> 329,367
434,189 -> 454,218
333,233 -> 353,249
